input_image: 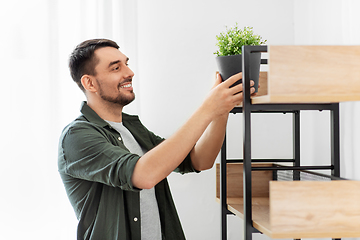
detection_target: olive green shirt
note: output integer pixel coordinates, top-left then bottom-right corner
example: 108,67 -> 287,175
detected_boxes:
58,102 -> 198,240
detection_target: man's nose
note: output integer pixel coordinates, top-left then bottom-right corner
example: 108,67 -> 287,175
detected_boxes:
125,65 -> 135,78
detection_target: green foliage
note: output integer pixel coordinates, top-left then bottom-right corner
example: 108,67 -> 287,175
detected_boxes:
214,24 -> 267,56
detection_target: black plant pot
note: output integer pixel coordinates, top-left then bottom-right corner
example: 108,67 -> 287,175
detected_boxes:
215,53 -> 261,92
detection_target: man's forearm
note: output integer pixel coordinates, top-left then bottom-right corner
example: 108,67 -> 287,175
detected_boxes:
131,73 -> 244,190
132,104 -> 214,189
190,114 -> 228,171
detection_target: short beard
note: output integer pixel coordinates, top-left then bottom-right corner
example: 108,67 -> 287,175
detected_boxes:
96,79 -> 135,106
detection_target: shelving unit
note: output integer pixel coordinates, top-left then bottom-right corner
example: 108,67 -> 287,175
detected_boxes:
217,45 -> 360,240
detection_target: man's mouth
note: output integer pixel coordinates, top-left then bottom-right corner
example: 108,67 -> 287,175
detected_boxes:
120,82 -> 132,88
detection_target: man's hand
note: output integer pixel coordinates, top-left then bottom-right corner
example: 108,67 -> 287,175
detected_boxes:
189,72 -> 257,171
201,72 -> 256,120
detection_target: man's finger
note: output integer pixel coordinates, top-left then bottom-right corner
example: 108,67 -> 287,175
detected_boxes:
214,71 -> 222,87
222,72 -> 243,88
229,82 -> 243,95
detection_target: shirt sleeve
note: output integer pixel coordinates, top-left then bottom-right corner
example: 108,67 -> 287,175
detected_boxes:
59,122 -> 141,192
173,152 -> 201,174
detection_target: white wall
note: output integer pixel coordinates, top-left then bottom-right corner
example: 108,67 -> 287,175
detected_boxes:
134,1 -> 295,239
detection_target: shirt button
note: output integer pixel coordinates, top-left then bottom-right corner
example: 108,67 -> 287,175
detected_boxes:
133,217 -> 138,222
118,137 -> 122,141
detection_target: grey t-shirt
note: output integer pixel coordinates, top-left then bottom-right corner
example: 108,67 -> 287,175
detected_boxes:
106,120 -> 162,240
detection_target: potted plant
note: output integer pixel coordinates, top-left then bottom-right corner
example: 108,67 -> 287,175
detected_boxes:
214,24 -> 266,92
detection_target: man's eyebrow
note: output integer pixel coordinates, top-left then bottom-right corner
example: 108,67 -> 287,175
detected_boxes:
108,58 -> 129,68
108,60 -> 121,68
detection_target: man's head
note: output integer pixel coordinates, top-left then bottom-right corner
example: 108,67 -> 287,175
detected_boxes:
69,39 -> 135,107
69,39 -> 119,91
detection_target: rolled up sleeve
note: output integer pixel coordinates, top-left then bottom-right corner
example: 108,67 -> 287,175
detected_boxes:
59,122 -> 140,191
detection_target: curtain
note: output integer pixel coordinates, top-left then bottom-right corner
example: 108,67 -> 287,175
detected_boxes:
0,1 -> 138,239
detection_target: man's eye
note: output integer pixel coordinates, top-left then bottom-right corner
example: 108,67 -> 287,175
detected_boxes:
113,66 -> 120,71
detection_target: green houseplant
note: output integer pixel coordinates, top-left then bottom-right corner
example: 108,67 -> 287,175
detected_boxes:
214,24 -> 266,91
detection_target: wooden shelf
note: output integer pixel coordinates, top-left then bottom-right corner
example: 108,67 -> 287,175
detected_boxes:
216,163 -> 360,238
216,197 -> 272,236
252,94 -> 360,104
253,46 -> 360,104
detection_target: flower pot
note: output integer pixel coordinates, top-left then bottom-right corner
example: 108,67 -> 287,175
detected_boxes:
215,52 -> 261,92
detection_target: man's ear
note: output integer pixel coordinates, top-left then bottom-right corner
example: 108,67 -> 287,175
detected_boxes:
81,75 -> 97,93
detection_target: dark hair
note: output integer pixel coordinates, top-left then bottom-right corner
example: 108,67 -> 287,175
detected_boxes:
69,39 -> 119,91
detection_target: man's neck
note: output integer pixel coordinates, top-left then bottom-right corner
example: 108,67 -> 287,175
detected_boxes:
87,99 -> 123,123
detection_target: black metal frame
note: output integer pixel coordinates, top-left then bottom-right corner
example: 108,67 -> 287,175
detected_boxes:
220,45 -> 341,240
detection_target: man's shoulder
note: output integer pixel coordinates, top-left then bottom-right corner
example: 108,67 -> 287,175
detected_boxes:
60,115 -> 104,138
63,114 -> 90,128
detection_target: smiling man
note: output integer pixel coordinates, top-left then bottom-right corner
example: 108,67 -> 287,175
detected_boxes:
58,39 -> 256,240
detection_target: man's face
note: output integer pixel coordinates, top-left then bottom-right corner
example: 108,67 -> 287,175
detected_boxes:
92,47 -> 135,106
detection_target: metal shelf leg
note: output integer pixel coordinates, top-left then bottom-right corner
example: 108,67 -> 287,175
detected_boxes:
220,136 -> 227,240
293,110 -> 301,181
243,45 -> 253,240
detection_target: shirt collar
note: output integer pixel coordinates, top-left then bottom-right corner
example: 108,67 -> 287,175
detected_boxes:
80,101 -> 109,127
80,101 -> 139,127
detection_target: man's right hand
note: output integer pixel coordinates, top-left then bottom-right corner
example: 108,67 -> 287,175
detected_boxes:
201,72 -> 255,120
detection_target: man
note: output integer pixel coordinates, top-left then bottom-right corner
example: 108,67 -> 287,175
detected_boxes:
58,39 -> 256,240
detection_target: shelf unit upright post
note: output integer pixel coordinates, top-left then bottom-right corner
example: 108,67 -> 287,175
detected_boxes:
242,44 -> 258,240
219,45 -> 342,240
